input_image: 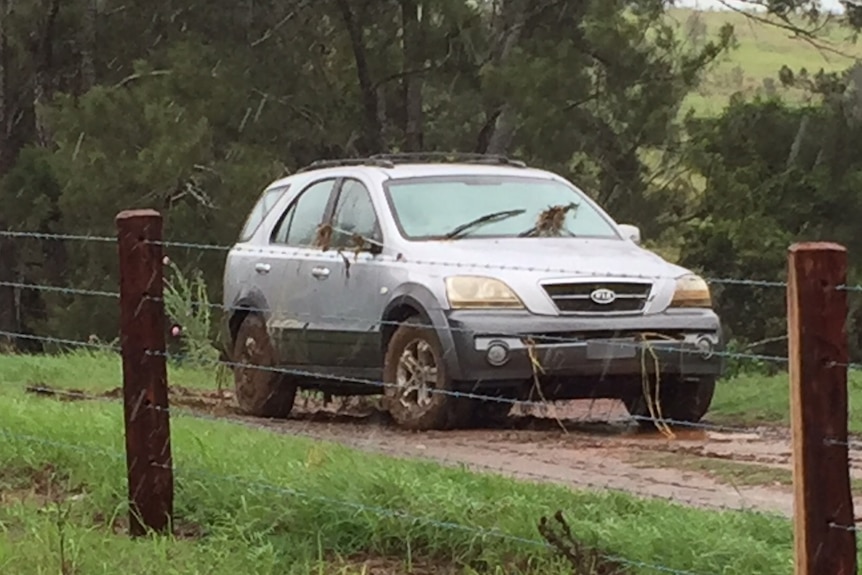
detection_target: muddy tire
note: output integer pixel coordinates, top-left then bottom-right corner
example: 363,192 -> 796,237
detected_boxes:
232,314 -> 297,418
623,376 -> 715,428
383,316 -> 462,431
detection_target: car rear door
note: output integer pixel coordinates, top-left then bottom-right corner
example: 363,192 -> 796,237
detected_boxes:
264,177 -> 339,367
223,184 -> 290,348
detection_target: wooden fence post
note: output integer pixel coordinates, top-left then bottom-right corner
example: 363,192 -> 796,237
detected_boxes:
788,242 -> 856,575
116,209 -> 173,537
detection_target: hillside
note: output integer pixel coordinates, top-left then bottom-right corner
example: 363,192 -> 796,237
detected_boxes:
668,7 -> 862,115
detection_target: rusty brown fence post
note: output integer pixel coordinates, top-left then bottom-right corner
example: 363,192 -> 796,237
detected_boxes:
116,209 -> 173,536
788,242 -> 856,575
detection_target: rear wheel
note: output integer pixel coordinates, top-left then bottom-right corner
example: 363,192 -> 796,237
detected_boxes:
232,314 -> 297,418
622,376 -> 715,428
382,316 -> 463,431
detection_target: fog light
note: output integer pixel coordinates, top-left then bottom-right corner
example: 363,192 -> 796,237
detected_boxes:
486,341 -> 510,366
695,336 -> 714,359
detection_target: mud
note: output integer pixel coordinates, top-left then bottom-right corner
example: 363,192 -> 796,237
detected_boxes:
27,384 -> 860,518
165,390 -> 807,517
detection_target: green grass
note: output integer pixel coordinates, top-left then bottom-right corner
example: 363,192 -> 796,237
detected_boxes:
0,350 -> 808,574
711,369 -> 862,433
633,453 -> 793,487
666,8 -> 862,116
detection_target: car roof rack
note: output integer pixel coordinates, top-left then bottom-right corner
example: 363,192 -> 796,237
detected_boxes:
296,152 -> 527,173
370,152 -> 527,168
297,158 -> 396,172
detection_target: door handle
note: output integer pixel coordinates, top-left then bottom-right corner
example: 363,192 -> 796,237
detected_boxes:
254,262 -> 271,274
311,266 -> 330,279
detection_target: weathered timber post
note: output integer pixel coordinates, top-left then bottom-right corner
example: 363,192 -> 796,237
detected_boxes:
788,242 -> 856,575
116,209 -> 173,536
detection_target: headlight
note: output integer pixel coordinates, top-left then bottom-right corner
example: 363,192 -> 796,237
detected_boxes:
670,274 -> 712,308
445,276 -> 524,309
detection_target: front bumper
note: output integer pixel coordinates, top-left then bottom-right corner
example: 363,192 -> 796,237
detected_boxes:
438,309 -> 725,383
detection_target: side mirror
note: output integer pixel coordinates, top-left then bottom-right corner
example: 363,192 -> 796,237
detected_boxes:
618,224 -> 641,244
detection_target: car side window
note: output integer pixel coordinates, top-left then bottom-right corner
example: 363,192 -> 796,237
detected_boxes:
238,185 -> 289,242
330,179 -> 381,249
270,179 -> 335,246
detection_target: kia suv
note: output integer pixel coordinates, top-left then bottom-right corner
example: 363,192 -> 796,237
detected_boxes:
222,153 -> 724,430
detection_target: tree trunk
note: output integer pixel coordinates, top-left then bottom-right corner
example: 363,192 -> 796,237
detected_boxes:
335,0 -> 385,154
80,0 -> 97,92
32,0 -> 61,148
401,0 -> 424,152
476,0 -> 528,155
0,0 -> 9,174
0,0 -> 15,345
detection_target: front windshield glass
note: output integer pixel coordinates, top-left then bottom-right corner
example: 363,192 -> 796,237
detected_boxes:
384,175 -> 620,240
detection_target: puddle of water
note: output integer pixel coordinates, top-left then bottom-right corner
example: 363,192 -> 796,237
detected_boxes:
623,428 -> 710,442
622,428 -> 764,443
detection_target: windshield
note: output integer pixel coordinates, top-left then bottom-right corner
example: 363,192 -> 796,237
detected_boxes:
384,175 -> 620,240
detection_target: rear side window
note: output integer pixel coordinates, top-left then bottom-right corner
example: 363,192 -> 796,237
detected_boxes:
271,179 -> 337,246
238,185 -> 290,242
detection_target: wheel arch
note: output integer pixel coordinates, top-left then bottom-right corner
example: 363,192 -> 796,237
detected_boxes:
380,284 -> 464,379
381,296 -> 430,353
223,291 -> 271,356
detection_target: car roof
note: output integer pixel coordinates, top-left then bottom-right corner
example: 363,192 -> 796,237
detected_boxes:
267,161 -> 561,189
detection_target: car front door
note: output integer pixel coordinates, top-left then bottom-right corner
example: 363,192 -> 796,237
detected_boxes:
311,177 -> 386,375
266,177 -> 338,367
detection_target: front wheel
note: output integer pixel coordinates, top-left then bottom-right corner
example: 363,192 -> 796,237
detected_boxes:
622,376 -> 716,429
232,314 -> 297,418
382,316 -> 463,431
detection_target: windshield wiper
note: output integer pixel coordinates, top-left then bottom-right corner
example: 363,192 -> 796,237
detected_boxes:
441,209 -> 526,239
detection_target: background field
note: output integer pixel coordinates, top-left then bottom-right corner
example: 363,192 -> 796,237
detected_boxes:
668,7 -> 862,115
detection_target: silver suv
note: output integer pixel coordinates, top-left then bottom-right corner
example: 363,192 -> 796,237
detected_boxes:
222,154 -> 724,430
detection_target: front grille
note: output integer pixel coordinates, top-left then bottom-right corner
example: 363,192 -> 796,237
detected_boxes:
542,281 -> 652,314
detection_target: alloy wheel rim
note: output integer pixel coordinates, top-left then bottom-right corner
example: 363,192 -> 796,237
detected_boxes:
395,339 -> 439,409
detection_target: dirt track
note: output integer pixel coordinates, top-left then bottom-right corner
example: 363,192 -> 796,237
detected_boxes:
162,388 -> 862,519
35,383 -> 858,518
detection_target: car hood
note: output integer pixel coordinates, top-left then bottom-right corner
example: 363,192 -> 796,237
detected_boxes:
401,237 -> 689,280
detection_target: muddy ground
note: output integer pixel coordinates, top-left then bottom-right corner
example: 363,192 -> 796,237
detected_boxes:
31,384 -> 862,518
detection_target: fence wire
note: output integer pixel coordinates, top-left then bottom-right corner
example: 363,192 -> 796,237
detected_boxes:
2,227 -> 861,572
6,228 -> 862,291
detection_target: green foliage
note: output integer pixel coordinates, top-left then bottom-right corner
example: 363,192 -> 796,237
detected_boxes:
2,1 -> 862,370
680,67 -> 862,360
163,259 -> 218,366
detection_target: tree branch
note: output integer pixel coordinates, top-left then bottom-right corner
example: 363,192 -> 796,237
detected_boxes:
716,0 -> 858,61
113,70 -> 172,89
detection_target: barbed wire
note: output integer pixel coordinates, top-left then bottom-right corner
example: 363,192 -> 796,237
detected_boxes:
0,228 -> 848,290
0,325 -> 807,442
0,423 -> 762,575
0,330 -> 119,351
1,229 -> 859,567
158,402 -> 793,518
7,378 -> 794,519
165,461 -> 712,575
0,230 -> 116,243
0,280 -> 119,299
145,347 -> 777,434
0,327 -> 766,435
0,280 -> 791,366
9,227 -> 862,295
